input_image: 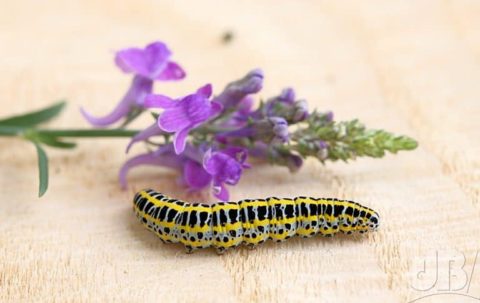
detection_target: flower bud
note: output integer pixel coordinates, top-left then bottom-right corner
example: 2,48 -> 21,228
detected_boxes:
291,100 -> 309,123
314,140 -> 329,160
214,69 -> 264,109
269,117 -> 289,143
285,153 -> 303,173
263,88 -> 308,123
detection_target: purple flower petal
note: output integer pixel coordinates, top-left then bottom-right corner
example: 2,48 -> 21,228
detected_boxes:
118,150 -> 183,189
279,88 -> 295,104
196,83 -> 213,98
155,61 -> 186,81
115,42 -> 171,78
144,42 -> 172,76
157,92 -> 214,132
183,160 -> 212,189
221,146 -> 248,164
210,101 -> 223,117
80,101 -> 130,127
81,76 -> 153,127
157,108 -> 191,132
181,143 -> 207,163
173,127 -> 190,154
114,41 -> 186,81
213,182 -> 229,201
144,94 -> 176,109
200,148 -> 249,201
115,48 -> 149,76
219,96 -> 254,128
203,151 -> 242,185
126,122 -> 164,153
238,96 -> 254,115
152,143 -> 176,156
151,84 -> 219,154
184,95 -> 212,122
202,149 -> 217,174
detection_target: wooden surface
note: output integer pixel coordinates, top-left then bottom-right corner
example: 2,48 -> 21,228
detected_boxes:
1,1 -> 479,302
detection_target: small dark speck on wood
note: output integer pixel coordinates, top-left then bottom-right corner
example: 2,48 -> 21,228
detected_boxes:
222,30 -> 234,44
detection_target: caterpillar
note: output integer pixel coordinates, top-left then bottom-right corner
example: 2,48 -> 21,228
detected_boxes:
133,189 -> 380,254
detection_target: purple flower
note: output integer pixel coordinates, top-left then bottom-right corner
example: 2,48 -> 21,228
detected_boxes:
180,147 -> 249,201
144,84 -> 222,154
269,117 -> 290,143
204,147 -> 249,201
81,76 -> 153,127
284,153 -> 303,172
220,116 -> 289,144
325,111 -> 334,122
119,143 -> 249,201
249,142 -> 303,172
214,69 -> 263,109
221,96 -> 255,128
183,159 -> 212,190
126,122 -> 164,153
115,41 -> 185,81
262,88 -> 309,123
81,41 -> 185,127
237,96 -> 255,116
269,87 -> 296,108
272,149 -> 303,173
292,100 -> 309,122
119,144 -> 185,189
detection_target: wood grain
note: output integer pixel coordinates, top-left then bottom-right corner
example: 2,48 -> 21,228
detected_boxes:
1,1 -> 479,302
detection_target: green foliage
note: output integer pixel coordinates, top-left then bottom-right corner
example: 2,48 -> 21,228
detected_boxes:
0,101 -> 66,127
0,101 -> 140,197
292,111 -> 418,162
33,143 -> 49,197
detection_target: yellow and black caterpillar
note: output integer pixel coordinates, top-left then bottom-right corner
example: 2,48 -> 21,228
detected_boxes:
133,189 -> 380,254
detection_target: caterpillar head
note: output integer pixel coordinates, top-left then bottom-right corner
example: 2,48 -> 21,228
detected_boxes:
356,210 -> 380,234
367,212 -> 380,231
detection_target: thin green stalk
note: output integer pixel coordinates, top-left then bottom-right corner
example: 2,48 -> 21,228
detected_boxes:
35,129 -> 140,138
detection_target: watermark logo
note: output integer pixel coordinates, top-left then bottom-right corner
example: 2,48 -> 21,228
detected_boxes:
409,249 -> 479,302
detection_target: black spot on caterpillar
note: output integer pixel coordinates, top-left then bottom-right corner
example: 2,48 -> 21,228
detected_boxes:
133,189 -> 380,254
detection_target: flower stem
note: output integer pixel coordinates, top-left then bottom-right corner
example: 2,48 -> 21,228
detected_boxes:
35,129 -> 140,138
0,125 -> 140,138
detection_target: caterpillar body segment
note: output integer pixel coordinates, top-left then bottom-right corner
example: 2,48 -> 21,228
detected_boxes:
133,189 -> 380,254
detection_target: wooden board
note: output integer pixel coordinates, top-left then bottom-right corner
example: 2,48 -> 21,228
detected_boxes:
1,1 -> 479,302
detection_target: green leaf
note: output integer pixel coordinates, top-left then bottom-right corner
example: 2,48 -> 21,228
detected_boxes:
398,136 -> 418,150
35,133 -> 77,149
0,125 -> 24,136
33,143 -> 49,197
0,101 -> 66,127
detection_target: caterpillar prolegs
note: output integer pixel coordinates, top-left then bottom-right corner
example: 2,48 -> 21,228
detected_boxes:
133,189 -> 380,254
